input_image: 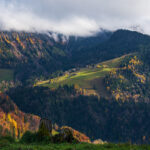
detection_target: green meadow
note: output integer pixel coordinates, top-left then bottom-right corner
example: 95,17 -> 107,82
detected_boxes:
36,55 -> 129,91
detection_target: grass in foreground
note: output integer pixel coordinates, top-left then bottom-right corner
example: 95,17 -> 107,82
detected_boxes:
1,142 -> 150,150
0,136 -> 149,150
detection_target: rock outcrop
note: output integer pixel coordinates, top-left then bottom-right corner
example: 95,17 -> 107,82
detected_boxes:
93,139 -> 107,144
61,126 -> 91,143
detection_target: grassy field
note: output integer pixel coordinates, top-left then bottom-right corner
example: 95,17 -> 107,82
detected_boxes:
0,69 -> 14,82
1,142 -> 150,150
36,55 -> 128,88
35,55 -> 130,97
36,67 -> 113,91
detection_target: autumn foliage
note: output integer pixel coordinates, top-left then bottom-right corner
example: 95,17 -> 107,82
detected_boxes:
0,92 -> 40,138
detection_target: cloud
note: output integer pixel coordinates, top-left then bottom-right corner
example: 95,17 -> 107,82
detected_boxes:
0,0 -> 150,36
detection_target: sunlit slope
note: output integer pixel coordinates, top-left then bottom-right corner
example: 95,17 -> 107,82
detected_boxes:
36,55 -> 131,97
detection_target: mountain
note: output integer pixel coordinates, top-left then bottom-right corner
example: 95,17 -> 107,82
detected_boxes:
0,31 -> 67,82
69,30 -> 150,66
33,30 -> 150,102
1,29 -> 149,84
0,30 -> 111,83
1,29 -> 150,143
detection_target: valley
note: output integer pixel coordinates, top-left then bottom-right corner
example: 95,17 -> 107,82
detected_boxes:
1,0 -> 150,149
0,29 -> 150,144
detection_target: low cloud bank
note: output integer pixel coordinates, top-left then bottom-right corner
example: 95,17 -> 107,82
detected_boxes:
0,0 -> 150,36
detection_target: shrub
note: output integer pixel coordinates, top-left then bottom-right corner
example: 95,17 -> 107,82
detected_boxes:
20,131 -> 37,143
20,130 -> 52,144
0,139 -> 10,148
36,131 -> 52,144
38,121 -> 51,137
0,136 -> 15,148
36,120 -> 52,143
0,136 -> 15,143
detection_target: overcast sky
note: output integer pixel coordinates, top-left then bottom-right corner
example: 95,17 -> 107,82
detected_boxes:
0,0 -> 150,36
